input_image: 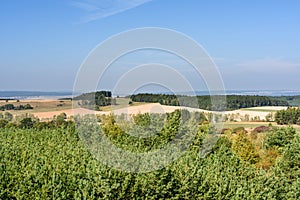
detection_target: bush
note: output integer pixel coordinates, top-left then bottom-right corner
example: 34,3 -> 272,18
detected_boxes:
133,113 -> 151,127
0,119 -> 8,128
253,126 -> 271,133
232,131 -> 259,164
19,118 -> 34,129
265,126 -> 296,149
4,112 -> 13,121
276,134 -> 300,179
232,126 -> 246,134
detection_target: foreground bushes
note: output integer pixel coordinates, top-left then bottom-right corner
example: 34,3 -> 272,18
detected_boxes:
0,113 -> 299,199
275,107 -> 300,125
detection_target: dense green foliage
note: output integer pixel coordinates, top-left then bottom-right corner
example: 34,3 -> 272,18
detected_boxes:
273,96 -> 300,106
265,126 -> 297,149
0,103 -> 33,111
130,93 -> 288,111
275,107 -> 300,125
73,91 -> 116,110
0,112 -> 299,199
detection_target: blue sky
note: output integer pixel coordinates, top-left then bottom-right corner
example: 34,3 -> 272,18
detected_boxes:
1,0 -> 300,92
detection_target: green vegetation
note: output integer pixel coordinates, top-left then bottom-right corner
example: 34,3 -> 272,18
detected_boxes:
99,98 -> 147,111
0,112 -> 13,122
0,110 -> 299,199
0,103 -> 33,111
130,93 -> 288,111
273,96 -> 300,106
275,107 -> 300,125
241,108 -> 279,112
74,91 -> 116,110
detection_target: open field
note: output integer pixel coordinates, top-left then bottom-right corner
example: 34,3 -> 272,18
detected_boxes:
0,99 -> 72,114
99,98 -> 147,111
241,106 -> 288,112
223,122 -> 274,129
224,121 -> 300,132
0,99 -> 290,125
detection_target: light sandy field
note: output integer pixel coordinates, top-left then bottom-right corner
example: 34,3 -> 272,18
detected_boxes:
34,103 -> 178,120
32,104 -> 288,122
242,106 -> 288,111
0,99 -> 289,122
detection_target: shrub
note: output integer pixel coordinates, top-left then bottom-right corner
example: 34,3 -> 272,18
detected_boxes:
19,118 -> 34,129
253,126 -> 271,133
232,126 -> 246,134
265,126 -> 296,149
0,119 -> 8,128
232,131 -> 259,164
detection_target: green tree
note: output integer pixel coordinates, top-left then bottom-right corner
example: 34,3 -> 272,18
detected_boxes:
276,134 -> 300,179
19,117 -> 34,129
133,113 -> 151,127
265,126 -> 296,149
232,131 -> 259,164
0,119 -> 8,128
4,112 -> 13,121
55,113 -> 67,126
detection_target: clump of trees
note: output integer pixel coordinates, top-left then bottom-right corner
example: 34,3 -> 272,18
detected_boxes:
130,93 -> 289,111
0,103 -> 33,111
74,91 -> 116,110
275,107 -> 300,125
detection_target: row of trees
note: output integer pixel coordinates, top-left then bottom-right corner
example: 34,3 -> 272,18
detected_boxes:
130,93 -> 288,111
0,103 -> 33,111
0,112 -> 71,129
275,107 -> 300,125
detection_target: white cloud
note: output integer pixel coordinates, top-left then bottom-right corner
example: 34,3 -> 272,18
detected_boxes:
72,0 -> 154,23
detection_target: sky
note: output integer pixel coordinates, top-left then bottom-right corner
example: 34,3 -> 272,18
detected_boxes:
1,0 -> 300,92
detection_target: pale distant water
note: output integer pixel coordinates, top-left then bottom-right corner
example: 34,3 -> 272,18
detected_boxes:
0,91 -> 73,100
1,90 -> 300,100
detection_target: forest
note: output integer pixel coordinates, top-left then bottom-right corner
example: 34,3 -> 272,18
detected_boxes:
130,93 -> 289,111
0,110 -> 299,199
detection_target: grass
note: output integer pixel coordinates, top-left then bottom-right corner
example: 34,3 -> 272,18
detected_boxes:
224,121 -> 300,133
223,122 -> 274,129
0,100 -> 72,115
241,108 -> 278,112
99,98 -> 148,111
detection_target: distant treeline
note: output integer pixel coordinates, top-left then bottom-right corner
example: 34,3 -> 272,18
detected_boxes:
275,107 -> 300,125
0,98 -> 15,101
0,104 -> 33,111
130,93 -> 289,111
273,96 -> 300,106
73,91 -> 116,110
